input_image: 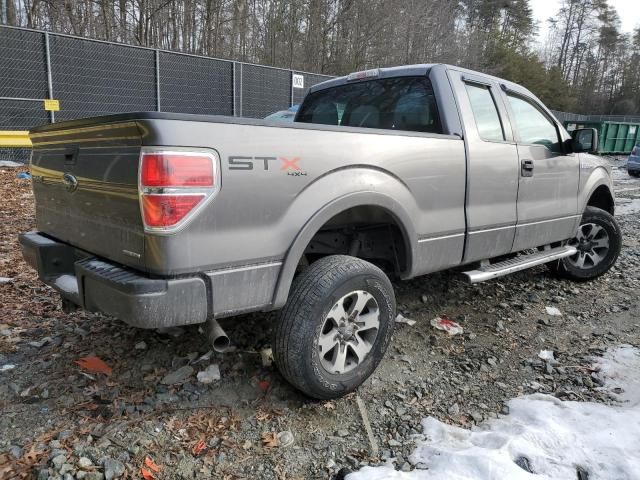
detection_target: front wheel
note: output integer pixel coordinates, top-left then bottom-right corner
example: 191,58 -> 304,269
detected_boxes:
273,255 -> 396,399
549,206 -> 622,281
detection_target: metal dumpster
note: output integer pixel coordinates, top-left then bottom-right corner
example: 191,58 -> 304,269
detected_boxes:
564,121 -> 640,155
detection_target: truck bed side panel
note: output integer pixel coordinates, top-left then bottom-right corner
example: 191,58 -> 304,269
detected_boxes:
138,119 -> 467,277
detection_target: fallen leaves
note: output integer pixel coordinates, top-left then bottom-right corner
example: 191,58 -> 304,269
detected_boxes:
261,432 -> 279,449
0,167 -> 59,329
255,406 -> 285,422
322,401 -> 336,411
74,356 -> 113,376
140,467 -> 156,479
163,409 -> 241,458
140,456 -> 161,479
274,462 -> 287,480
83,384 -> 102,397
0,441 -> 48,479
0,453 -> 29,480
192,439 -> 207,457
144,456 -> 160,472
21,443 -> 46,465
256,410 -> 271,422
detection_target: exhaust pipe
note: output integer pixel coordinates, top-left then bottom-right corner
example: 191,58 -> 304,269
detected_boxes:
205,318 -> 231,353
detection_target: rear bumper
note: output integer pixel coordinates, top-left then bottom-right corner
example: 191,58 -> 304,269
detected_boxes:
628,155 -> 640,171
19,232 -> 208,328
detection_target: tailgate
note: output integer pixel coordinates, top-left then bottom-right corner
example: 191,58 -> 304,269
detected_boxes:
29,120 -> 145,269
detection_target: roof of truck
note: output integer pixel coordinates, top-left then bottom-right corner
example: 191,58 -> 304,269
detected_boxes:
308,63 -> 538,106
308,64 -> 438,94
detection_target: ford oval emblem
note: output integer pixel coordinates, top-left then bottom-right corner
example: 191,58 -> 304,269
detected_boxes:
62,172 -> 79,192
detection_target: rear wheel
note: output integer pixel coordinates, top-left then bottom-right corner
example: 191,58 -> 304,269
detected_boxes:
273,255 -> 395,399
629,170 -> 640,178
549,206 -> 621,281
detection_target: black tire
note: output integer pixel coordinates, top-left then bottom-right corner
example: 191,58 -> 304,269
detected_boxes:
630,170 -> 640,178
273,255 -> 396,399
549,206 -> 622,281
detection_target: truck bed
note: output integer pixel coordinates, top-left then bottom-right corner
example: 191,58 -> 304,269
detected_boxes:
30,112 -> 466,278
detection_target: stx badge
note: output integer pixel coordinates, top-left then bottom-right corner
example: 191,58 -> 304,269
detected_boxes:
228,156 -> 307,176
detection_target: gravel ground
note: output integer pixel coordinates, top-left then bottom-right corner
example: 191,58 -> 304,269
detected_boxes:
1,156 -> 639,479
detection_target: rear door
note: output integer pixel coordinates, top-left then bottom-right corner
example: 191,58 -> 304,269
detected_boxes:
448,70 -> 520,262
502,91 -> 580,250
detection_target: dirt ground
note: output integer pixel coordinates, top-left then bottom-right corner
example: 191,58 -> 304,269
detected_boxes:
1,157 -> 639,480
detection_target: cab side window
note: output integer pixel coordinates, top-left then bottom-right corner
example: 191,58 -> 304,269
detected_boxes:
297,77 -> 442,134
465,83 -> 505,142
507,94 -> 561,152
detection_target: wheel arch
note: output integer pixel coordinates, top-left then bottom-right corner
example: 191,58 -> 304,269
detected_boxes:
580,166 -> 615,216
586,184 -> 615,215
271,192 -> 417,309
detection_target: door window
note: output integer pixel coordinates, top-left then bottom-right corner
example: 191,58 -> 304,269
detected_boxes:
465,83 -> 505,142
507,94 -> 561,151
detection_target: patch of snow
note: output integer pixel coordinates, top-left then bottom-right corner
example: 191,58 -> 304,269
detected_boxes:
349,345 -> 640,480
614,186 -> 640,193
615,198 -> 640,216
1,364 -> 16,372
611,168 -> 633,182
54,274 -> 78,295
537,350 -> 555,362
197,364 -> 221,384
596,345 -> 640,407
395,314 -> 416,326
0,277 -> 12,284
545,306 -> 562,316
0,160 -> 23,167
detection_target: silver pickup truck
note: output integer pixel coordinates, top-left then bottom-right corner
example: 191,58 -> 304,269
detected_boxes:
20,64 -> 621,399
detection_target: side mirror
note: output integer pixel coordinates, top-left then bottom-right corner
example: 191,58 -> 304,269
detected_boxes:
572,128 -> 599,154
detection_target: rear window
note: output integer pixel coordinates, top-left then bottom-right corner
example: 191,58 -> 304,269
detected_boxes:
296,76 -> 442,134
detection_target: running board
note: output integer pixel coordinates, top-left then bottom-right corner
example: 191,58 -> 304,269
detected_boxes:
463,246 -> 578,283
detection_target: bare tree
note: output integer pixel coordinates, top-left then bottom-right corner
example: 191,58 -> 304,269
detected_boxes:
2,0 -> 639,113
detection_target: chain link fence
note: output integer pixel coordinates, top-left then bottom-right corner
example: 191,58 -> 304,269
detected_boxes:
0,25 -> 333,161
12,24 -> 639,163
49,35 -> 158,121
159,52 -> 233,115
240,64 -> 292,118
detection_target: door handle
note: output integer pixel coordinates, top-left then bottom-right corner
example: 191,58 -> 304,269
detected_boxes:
521,159 -> 534,177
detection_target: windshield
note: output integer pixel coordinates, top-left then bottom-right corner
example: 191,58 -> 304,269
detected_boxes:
296,76 -> 442,134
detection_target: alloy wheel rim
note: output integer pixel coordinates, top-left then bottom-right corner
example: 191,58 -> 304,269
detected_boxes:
316,290 -> 380,375
567,222 -> 610,270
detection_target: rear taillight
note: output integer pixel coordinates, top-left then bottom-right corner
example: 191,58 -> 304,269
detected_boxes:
139,149 -> 219,232
141,195 -> 205,227
141,153 -> 214,187
633,147 -> 638,156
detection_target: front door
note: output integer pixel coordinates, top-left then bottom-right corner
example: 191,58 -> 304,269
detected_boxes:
503,92 -> 580,250
448,69 -> 520,263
